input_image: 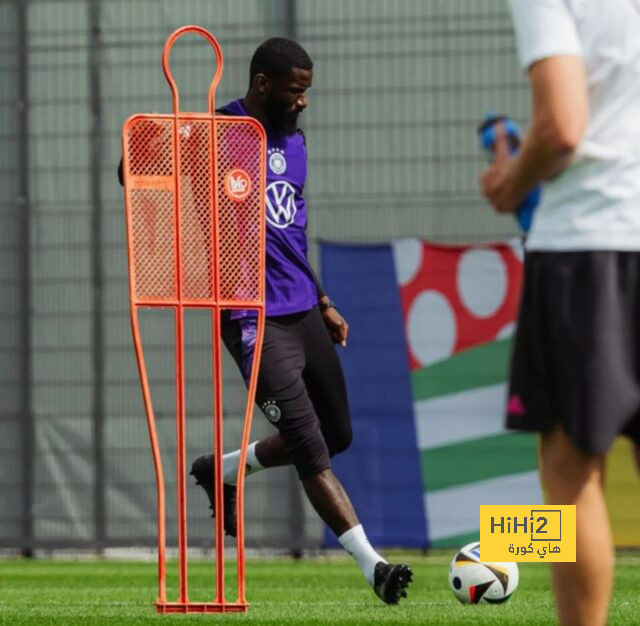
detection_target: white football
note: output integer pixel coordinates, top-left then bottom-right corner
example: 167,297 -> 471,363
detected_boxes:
448,541 -> 519,604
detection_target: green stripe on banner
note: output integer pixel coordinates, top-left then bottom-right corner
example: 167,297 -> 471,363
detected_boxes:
421,432 -> 538,492
411,338 -> 512,402
430,530 -> 480,549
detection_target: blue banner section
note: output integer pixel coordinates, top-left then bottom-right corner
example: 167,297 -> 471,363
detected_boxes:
320,243 -> 428,548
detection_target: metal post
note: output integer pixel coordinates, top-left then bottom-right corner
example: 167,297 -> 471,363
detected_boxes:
88,0 -> 106,551
17,0 -> 34,558
285,0 -> 297,40
282,0 -> 306,557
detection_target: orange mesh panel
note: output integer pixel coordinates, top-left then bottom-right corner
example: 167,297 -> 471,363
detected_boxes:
127,119 -> 173,178
123,116 -> 265,306
178,120 -> 214,300
124,118 -> 177,301
216,119 -> 264,304
130,188 -> 177,299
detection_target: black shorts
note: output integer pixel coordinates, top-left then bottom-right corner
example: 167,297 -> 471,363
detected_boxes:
221,306 -> 352,478
506,250 -> 640,453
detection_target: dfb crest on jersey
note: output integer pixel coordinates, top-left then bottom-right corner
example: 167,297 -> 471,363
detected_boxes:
268,147 -> 287,175
265,181 -> 297,228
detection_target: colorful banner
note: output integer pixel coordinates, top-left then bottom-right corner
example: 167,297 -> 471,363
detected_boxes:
321,238 -> 640,548
321,243 -> 428,547
321,238 -> 539,548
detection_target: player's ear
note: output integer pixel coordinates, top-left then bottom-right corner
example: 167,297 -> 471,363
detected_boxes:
253,73 -> 271,95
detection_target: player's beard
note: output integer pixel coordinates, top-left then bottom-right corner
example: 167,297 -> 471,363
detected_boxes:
264,98 -> 300,135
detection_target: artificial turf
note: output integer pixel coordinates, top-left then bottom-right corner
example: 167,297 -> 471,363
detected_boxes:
1,551 -> 639,624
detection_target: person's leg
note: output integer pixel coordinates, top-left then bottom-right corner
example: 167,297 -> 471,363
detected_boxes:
292,308 -> 411,602
218,426 -> 403,597
202,311 -> 411,602
250,424 -> 389,588
301,308 -> 352,458
539,425 -> 613,626
252,344 -> 388,589
300,467 -> 357,535
191,316 -> 291,535
244,303 -> 353,470
193,313 -> 332,529
253,432 -> 289,467
213,308 -> 349,480
299,465 -> 411,603
506,252 -> 640,624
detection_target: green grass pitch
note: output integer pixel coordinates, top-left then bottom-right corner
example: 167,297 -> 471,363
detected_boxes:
1,551 -> 639,624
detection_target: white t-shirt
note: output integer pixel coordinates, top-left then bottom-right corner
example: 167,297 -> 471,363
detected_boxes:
508,0 -> 640,251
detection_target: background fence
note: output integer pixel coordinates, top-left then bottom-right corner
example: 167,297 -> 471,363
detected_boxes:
0,0 -> 528,553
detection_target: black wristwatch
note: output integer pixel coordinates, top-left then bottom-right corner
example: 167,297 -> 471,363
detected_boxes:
319,299 -> 336,313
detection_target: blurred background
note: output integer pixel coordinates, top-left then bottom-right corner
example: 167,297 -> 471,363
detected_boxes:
2,0 -> 635,557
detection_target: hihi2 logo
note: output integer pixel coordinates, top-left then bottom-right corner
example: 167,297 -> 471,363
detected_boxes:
480,505 -> 576,562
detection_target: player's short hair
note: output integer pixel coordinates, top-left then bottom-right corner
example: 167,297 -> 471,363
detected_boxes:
249,37 -> 313,84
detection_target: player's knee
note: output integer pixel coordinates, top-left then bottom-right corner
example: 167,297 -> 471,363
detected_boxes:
288,428 -> 331,479
327,420 -> 352,457
539,427 -> 604,499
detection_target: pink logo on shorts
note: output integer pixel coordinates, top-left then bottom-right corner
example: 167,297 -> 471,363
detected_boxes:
507,394 -> 526,416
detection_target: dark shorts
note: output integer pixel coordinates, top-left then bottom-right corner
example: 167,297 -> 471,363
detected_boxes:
221,306 -> 352,479
507,250 -> 640,453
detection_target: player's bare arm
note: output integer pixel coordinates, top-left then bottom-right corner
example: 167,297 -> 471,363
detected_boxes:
481,55 -> 588,213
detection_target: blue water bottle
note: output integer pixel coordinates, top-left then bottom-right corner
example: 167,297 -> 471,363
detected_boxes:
478,113 -> 541,233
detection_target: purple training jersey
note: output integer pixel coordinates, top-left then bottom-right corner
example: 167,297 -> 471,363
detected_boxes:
220,99 -> 318,317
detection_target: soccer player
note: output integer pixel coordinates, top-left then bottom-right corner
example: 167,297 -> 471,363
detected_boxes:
189,38 -> 412,605
480,2 -> 640,625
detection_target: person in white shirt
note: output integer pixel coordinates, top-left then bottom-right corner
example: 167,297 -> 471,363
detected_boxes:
481,1 -> 640,625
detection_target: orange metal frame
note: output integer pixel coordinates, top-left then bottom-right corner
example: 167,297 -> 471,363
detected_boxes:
121,26 -> 266,613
